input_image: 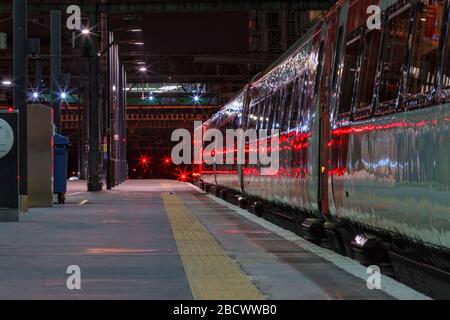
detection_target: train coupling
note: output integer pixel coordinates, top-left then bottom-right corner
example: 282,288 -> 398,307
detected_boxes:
238,196 -> 248,209
302,218 -> 325,245
351,234 -> 386,266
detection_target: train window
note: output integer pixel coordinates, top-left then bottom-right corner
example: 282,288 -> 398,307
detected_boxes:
280,82 -> 294,132
332,26 -> 344,89
379,8 -> 411,103
407,2 -> 445,95
256,101 -> 265,129
253,102 -> 260,129
314,41 -> 325,98
289,76 -> 303,130
267,95 -> 275,131
443,8 -> 450,88
338,36 -> 362,114
247,103 -> 257,129
253,102 -> 261,129
269,90 -> 282,130
244,105 -> 250,129
356,29 -> 381,109
262,98 -> 271,129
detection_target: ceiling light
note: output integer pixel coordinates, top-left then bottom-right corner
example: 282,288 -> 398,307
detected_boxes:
139,67 -> 147,72
81,29 -> 90,35
1,80 -> 12,86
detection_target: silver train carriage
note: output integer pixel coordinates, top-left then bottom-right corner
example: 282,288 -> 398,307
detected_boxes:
197,0 -> 450,298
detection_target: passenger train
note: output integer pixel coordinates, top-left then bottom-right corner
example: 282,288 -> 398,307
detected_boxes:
196,0 -> 450,298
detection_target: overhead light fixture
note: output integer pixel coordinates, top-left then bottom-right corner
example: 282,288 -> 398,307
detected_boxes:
81,29 -> 90,35
128,28 -> 142,32
139,67 -> 147,72
130,41 -> 144,46
1,80 -> 12,86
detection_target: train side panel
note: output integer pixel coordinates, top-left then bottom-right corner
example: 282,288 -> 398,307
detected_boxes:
331,105 -> 450,249
329,0 -> 450,258
201,93 -> 245,193
240,28 -> 323,218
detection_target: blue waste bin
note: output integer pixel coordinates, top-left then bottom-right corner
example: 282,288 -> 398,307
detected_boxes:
54,134 -> 69,204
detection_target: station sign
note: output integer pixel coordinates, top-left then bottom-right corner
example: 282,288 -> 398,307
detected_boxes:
0,111 -> 19,219
0,118 -> 14,159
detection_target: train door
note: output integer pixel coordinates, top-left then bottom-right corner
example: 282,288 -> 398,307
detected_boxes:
238,88 -> 251,194
316,5 -> 344,218
328,0 -> 381,220
304,27 -> 324,216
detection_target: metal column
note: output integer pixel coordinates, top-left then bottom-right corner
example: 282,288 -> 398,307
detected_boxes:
106,31 -> 112,190
87,12 -> 102,192
13,0 -> 28,213
113,37 -> 120,186
118,63 -> 127,183
106,30 -> 124,189
123,66 -> 127,182
50,10 -> 61,133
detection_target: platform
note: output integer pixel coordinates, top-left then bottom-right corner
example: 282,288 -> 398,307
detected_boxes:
0,180 -> 428,300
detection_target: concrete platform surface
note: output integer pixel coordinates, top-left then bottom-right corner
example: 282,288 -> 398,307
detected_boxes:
0,180 -> 428,300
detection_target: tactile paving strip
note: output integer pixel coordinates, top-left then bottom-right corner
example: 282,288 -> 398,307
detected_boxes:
161,187 -> 263,300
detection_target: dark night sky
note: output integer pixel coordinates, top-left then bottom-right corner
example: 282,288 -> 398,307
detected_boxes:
141,12 -> 249,53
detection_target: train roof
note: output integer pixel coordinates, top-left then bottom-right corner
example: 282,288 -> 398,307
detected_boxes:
203,90 -> 245,127
206,0 -> 361,124
205,18 -> 324,128
251,20 -> 322,85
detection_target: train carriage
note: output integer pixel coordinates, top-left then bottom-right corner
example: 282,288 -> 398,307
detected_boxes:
329,0 -> 450,273
198,0 -> 450,298
201,91 -> 246,193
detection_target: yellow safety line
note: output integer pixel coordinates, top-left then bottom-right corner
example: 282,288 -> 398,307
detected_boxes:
161,185 -> 263,300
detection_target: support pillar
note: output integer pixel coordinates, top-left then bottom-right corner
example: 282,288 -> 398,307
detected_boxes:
13,0 -> 28,214
50,10 -> 61,133
87,12 -> 102,192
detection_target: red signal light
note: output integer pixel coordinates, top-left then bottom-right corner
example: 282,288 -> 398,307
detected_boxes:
163,157 -> 171,165
137,154 -> 151,173
7,107 -> 13,112
140,156 -> 149,165
174,166 -> 190,182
